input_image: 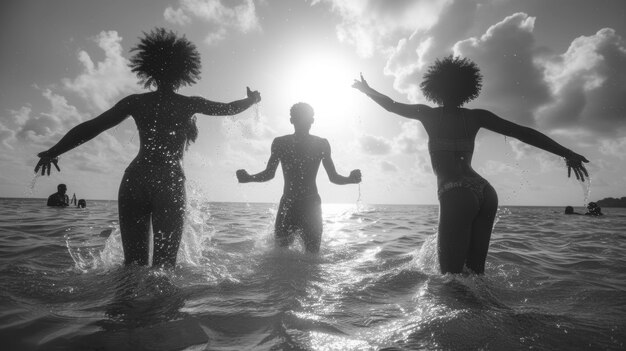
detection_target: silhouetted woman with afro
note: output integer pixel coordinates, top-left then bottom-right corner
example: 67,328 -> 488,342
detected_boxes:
353,56 -> 588,274
35,28 -> 261,268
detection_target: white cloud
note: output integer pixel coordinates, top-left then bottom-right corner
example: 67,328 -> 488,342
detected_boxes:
0,122 -> 16,149
394,120 -> 427,154
384,0 -> 480,101
68,132 -> 136,174
224,110 -> 275,141
537,28 -> 626,136
5,30 -> 140,177
164,0 -> 261,45
315,0 -> 449,58
10,106 -> 32,126
380,160 -> 397,172
204,28 -> 227,45
344,3 -> 625,156
62,31 -> 138,111
453,13 -> 551,125
478,159 -> 516,176
359,134 -> 392,155
600,137 -> 626,160
164,6 -> 192,26
16,89 -> 86,145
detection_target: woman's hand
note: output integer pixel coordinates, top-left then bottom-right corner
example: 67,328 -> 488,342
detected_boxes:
352,73 -> 370,93
246,87 -> 261,104
236,169 -> 251,183
34,152 -> 61,176
565,151 -> 589,182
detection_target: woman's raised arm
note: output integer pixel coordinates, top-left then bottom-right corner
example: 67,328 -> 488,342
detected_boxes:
476,108 -> 589,181
192,87 -> 261,116
35,96 -> 133,175
352,73 -> 432,120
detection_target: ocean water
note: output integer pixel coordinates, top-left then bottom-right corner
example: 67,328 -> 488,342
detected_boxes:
0,195 -> 625,351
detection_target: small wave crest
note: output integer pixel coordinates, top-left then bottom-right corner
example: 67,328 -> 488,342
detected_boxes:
413,234 -> 439,275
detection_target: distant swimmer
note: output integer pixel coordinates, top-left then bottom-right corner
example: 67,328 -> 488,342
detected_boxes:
353,56 -> 589,274
236,103 -> 361,253
564,206 -> 582,215
47,184 -> 70,207
35,28 -> 261,268
585,202 -> 604,216
77,199 -> 86,208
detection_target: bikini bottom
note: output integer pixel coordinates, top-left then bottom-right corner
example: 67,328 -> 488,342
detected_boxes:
438,176 -> 489,204
119,163 -> 186,209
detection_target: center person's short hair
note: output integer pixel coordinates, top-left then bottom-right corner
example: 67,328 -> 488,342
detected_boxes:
290,102 -> 314,119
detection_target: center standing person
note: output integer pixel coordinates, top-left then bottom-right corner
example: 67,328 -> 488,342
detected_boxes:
34,28 -> 261,268
236,103 -> 361,253
353,56 -> 589,274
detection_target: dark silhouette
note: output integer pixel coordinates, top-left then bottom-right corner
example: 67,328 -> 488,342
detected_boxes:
564,206 -> 581,215
353,55 -> 589,274
71,193 -> 77,206
77,199 -> 87,208
35,28 -> 261,268
47,184 -> 70,207
585,202 -> 603,216
236,103 -> 361,253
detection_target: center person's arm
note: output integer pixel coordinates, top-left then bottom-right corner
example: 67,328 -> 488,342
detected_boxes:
321,139 -> 362,185
236,139 -> 281,183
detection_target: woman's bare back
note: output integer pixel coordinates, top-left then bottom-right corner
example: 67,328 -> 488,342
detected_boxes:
125,91 -> 198,166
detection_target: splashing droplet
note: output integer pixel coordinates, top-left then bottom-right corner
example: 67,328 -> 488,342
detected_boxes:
25,174 -> 39,197
580,176 -> 591,206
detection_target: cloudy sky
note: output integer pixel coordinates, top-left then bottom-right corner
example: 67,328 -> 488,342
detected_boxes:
1,0 -> 625,205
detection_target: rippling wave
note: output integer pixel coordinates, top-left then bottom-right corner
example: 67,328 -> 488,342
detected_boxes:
0,196 -> 624,350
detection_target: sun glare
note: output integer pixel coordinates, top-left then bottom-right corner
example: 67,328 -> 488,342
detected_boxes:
282,53 -> 360,136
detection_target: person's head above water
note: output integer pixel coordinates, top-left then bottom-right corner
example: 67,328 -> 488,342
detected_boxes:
290,102 -> 314,133
77,199 -> 86,208
420,55 -> 483,108
129,27 -> 201,92
565,206 -> 574,214
57,184 -> 67,194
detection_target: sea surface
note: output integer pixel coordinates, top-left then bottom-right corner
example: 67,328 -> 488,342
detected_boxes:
0,195 -> 625,350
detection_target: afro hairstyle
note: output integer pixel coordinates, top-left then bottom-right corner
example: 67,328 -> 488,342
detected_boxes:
420,55 -> 482,107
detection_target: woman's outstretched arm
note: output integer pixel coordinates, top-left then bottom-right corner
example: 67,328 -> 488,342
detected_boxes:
193,87 -> 261,116
476,109 -> 589,181
352,74 -> 432,120
35,97 -> 133,175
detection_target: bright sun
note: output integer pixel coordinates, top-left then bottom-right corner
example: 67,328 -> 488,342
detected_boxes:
281,52 -> 360,136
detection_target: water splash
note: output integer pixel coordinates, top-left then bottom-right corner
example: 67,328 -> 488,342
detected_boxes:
25,174 -> 39,197
66,229 -> 124,272
414,234 -> 439,275
179,182 -> 215,266
580,176 -> 591,206
66,182 -> 215,273
356,183 -> 363,213
493,207 -> 511,228
252,102 -> 261,122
